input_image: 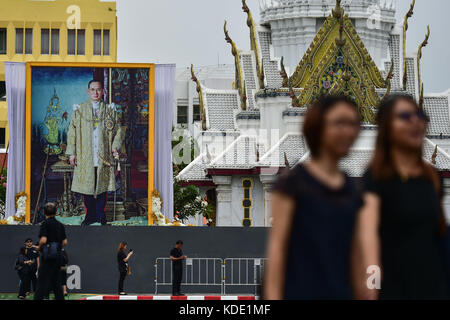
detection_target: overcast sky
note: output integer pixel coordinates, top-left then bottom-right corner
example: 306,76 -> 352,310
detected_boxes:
116,0 -> 450,93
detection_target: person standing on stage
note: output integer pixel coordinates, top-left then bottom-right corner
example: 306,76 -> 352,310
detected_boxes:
25,238 -> 39,295
34,202 -> 67,300
66,79 -> 123,226
170,240 -> 187,296
117,242 -> 133,295
353,94 -> 449,300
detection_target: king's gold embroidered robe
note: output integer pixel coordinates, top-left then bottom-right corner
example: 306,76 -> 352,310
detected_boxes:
66,101 -> 123,196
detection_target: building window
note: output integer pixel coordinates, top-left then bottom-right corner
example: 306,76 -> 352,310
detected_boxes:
94,29 -> 110,56
41,28 -> 49,54
0,81 -> 5,101
177,105 -> 188,124
51,29 -> 59,54
76,29 -> 85,55
0,28 -> 6,54
68,29 -> 85,55
193,104 -> 201,122
0,128 -> 5,149
242,178 -> 252,227
103,29 -> 110,56
15,28 -> 23,54
16,28 -> 33,54
93,30 -> 102,55
25,28 -> 32,54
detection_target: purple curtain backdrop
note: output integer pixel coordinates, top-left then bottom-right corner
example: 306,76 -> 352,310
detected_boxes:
4,62 -> 26,218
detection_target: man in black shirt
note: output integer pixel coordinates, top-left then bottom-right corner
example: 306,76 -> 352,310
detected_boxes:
34,202 -> 68,300
170,240 -> 187,296
24,238 -> 39,294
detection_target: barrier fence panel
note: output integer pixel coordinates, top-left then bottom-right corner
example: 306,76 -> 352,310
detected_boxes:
223,258 -> 267,295
154,258 -> 224,294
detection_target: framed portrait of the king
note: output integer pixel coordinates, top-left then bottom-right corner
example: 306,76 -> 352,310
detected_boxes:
25,62 -> 155,226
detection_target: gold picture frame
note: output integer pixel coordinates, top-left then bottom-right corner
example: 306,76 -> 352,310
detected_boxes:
25,62 -> 156,225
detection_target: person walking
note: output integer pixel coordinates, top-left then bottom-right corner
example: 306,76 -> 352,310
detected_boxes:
170,240 -> 187,296
34,203 -> 68,300
353,94 -> 449,300
263,95 -> 363,300
117,242 -> 133,295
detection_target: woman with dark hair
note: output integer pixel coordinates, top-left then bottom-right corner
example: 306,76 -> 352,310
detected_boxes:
264,95 -> 362,300
353,94 -> 449,300
117,242 -> 133,295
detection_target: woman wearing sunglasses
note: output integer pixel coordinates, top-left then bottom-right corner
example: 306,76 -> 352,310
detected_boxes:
353,94 -> 449,300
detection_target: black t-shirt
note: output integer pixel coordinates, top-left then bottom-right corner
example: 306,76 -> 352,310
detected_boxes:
26,247 -> 39,271
170,248 -> 183,268
117,251 -> 127,272
39,217 -> 67,245
271,164 -> 363,300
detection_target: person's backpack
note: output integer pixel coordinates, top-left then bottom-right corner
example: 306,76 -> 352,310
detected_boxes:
42,242 -> 61,261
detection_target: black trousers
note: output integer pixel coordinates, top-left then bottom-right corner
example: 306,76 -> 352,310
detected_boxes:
172,266 -> 182,294
34,260 -> 64,300
30,271 -> 37,292
18,271 -> 31,297
118,271 -> 127,293
82,192 -> 107,225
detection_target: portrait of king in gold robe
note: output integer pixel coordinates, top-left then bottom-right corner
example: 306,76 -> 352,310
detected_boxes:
65,80 -> 123,226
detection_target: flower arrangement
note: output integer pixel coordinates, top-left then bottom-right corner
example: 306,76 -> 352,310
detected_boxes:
0,191 -> 27,225
151,189 -> 197,226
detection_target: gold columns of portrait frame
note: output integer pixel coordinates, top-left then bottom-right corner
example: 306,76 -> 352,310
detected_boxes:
25,62 -> 156,226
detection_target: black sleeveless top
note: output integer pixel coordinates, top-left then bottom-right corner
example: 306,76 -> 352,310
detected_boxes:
272,164 -> 363,300
363,170 -> 449,300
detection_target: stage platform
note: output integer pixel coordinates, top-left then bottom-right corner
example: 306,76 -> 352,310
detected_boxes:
0,225 -> 268,294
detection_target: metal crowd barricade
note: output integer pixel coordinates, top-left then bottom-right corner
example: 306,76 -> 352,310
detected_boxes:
223,258 -> 267,295
154,257 -> 224,294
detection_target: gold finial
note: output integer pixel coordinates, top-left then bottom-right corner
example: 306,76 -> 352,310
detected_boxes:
382,58 -> 395,101
402,0 -> 415,90
281,57 -> 300,108
332,0 -> 343,19
335,15 -> 346,47
242,0 -> 265,89
224,20 -> 247,110
190,64 -> 207,130
417,25 -> 430,108
284,152 -> 290,169
432,145 -> 438,165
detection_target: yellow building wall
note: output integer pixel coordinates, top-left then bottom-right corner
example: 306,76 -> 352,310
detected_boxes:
0,0 -> 117,148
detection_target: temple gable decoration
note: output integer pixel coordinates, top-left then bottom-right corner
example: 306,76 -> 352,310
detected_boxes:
288,0 -> 390,123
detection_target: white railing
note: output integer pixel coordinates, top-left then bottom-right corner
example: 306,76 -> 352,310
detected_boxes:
154,257 -> 267,295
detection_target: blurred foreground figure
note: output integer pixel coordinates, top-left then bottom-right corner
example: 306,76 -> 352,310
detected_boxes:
264,95 -> 362,300
353,94 -> 449,300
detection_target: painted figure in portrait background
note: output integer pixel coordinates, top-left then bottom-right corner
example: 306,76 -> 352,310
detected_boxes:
43,89 -> 63,155
66,80 -> 123,226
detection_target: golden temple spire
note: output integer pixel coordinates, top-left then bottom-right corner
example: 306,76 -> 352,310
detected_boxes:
432,144 -> 438,165
280,57 -> 300,108
242,0 -> 265,89
381,58 -> 395,101
224,20 -> 247,110
417,25 -> 430,108
402,0 -> 415,90
190,64 -> 207,130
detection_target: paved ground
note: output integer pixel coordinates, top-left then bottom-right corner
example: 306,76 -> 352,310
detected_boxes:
0,293 -> 97,300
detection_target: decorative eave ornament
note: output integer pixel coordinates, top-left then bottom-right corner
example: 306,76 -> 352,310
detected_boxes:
402,0 -> 415,91
381,58 -> 395,102
432,145 -> 438,165
280,57 -> 301,108
417,25 -> 430,109
242,0 -> 265,89
190,64 -> 207,130
287,0 -> 386,123
224,20 -> 247,110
